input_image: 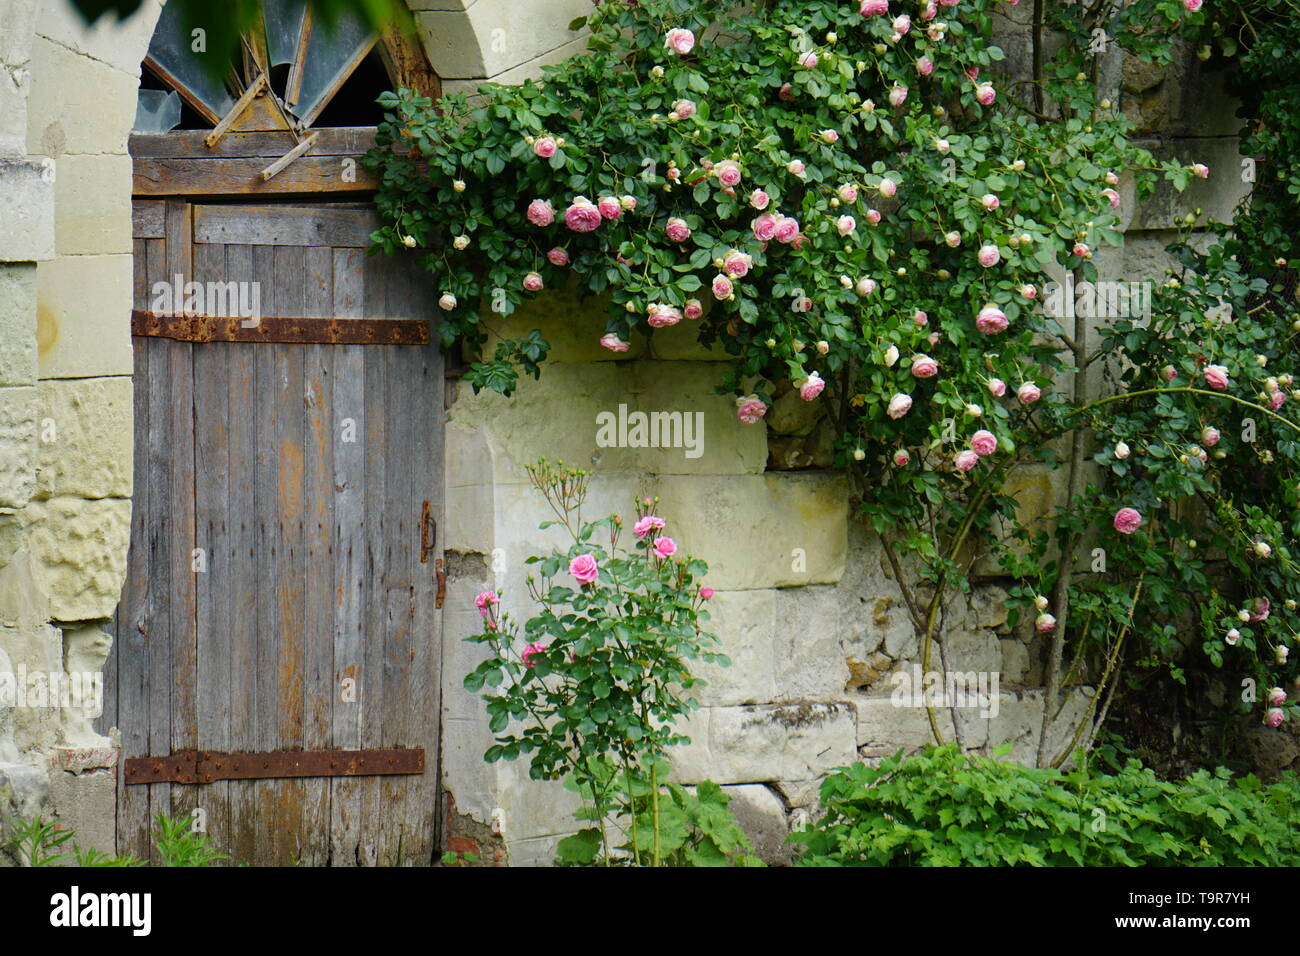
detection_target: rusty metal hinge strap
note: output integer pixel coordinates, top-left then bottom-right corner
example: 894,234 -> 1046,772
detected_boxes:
124,747 -> 425,784
131,310 -> 429,346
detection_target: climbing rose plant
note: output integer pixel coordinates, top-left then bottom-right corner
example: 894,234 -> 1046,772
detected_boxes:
370,0 -> 1300,764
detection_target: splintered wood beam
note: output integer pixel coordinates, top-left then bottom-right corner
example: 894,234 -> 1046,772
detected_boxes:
285,4 -> 314,107
260,131 -> 320,182
205,72 -> 268,149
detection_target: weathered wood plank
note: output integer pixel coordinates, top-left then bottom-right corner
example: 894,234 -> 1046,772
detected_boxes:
134,156 -> 377,197
129,127 -> 378,159
133,201 -> 166,240
194,204 -> 380,248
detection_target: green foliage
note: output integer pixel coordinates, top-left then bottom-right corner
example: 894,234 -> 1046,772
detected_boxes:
4,813 -> 218,867
8,817 -> 78,867
152,812 -> 227,867
794,744 -> 1300,866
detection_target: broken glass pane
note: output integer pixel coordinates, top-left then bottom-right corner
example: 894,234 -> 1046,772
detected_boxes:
133,89 -> 182,133
262,0 -> 308,67
146,0 -> 235,121
292,5 -> 375,125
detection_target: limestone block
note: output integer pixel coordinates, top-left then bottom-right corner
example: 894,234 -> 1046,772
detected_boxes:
0,264 -> 37,387
52,154 -> 132,256
0,0 -> 39,69
35,375 -> 132,499
1000,638 -> 1031,685
1125,138 -> 1251,231
416,0 -> 591,79
1,621 -> 64,753
20,496 -> 130,621
0,385 -> 37,509
35,0 -> 159,76
36,253 -> 133,379
498,761 -> 581,845
0,549 -> 46,628
690,588 -> 777,706
25,36 -> 139,156
720,783 -> 792,865
774,583 -> 853,700
0,761 -> 49,844
652,472 -> 848,589
476,289 -> 635,365
0,159 -> 55,262
47,767 -> 116,854
767,387 -> 825,437
674,702 -> 856,784
856,694 -> 990,757
946,628 -> 1002,674
0,59 -> 29,158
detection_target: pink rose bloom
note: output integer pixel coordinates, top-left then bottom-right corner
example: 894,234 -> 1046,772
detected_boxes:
684,298 -> 703,320
893,449 -> 911,466
1270,391 -> 1287,411
1101,188 -> 1120,209
474,590 -> 499,611
522,642 -> 549,668
838,184 -> 859,203
527,199 -> 555,227
821,129 -> 840,144
970,429 -> 998,456
922,1 -> 938,18
1160,365 -> 1178,382
955,449 -> 980,472
1113,507 -> 1143,534
837,215 -> 856,236
798,50 -> 819,70
799,372 -> 826,401
1191,162 -> 1209,178
892,14 -> 911,34
652,536 -> 677,559
633,515 -> 666,538
597,196 -> 623,220
752,213 -> 779,242
928,332 -> 941,348
1225,628 -> 1241,646
1036,613 -> 1057,634
723,250 -> 753,278
879,177 -> 898,197
700,586 -> 715,600
1018,382 -> 1041,404
665,217 -> 691,242
565,198 -> 603,232
913,309 -> 928,326
916,56 -> 934,76
1265,708 -> 1285,729
855,277 -> 878,296
944,231 -> 962,248
787,159 -> 806,176
715,160 -> 743,188
1106,170 -> 1120,185
1202,364 -> 1229,390
977,244 -> 1001,268
712,275 -> 734,299
523,272 -> 544,292
981,193 -> 1000,211
1269,687 -> 1288,707
774,216 -> 801,243
750,189 -> 771,210
1183,0 -> 1203,10
975,82 -> 996,106
1073,242 -> 1091,258
965,65 -> 979,77
888,393 -> 913,419
1251,598 -> 1271,622
620,195 -> 637,211
600,333 -> 630,353
533,136 -> 558,159
888,84 -> 909,107
988,378 -> 1007,397
736,396 -> 767,423
547,247 -> 570,267
569,553 -> 599,584
1020,284 -> 1037,299
665,28 -> 695,55
976,304 -> 1009,334
866,208 -> 882,225
673,98 -> 697,118
911,355 -> 939,379
647,304 -> 683,328
860,0 -> 889,15
1201,426 -> 1220,447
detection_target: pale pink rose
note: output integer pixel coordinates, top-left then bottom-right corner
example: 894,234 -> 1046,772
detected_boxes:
438,292 -> 457,311
667,167 -> 681,181
647,304 -> 683,328
913,309 -> 928,326
860,0 -> 889,15
1105,170 -> 1120,185
916,56 -> 934,76
1183,0 -> 1203,10
565,198 -> 603,232
893,449 -> 911,466
752,214 -> 779,242
1101,188 -> 1120,209
723,249 -> 753,278
1251,598 -> 1271,622
527,199 -> 555,227
715,160 -> 743,188
1269,687 -> 1288,707
1271,391 -> 1287,411
855,277 -> 877,296
965,64 -> 979,77
1191,162 -> 1209,178
597,196 -> 623,221
798,50 -> 819,70
944,231 -> 962,248
879,177 -> 897,197
750,189 -> 771,210
1202,364 -> 1229,391
1265,707 -> 1285,729
787,159 -> 806,176
955,449 -> 980,472
569,553 -> 599,584
892,14 -> 911,34
712,275 -> 734,299
975,82 -> 996,106
866,208 -> 882,225
633,515 -> 666,538
888,84 -> 909,107
1225,628 -> 1240,646
774,216 -> 801,243
1036,613 -> 1057,634
700,586 -> 715,599
820,129 -> 840,144
1202,426 -> 1220,447
837,215 -> 857,236
928,332 -> 941,347
922,1 -> 938,18
665,217 -> 691,242
1161,365 -> 1179,383
620,195 -> 637,211
665,28 -> 695,55
1018,382 -> 1041,404
888,393 -> 913,419
987,378 -> 1007,397
1020,284 -> 1037,299
1113,507 -> 1143,534
799,372 -> 826,401
970,429 -> 998,456
976,304 -> 1008,334
523,272 -> 544,292
533,136 -> 558,159
981,193 -> 1000,211
977,244 -> 1001,268
547,247 -> 570,267
652,536 -> 677,559
838,184 -> 859,203
684,299 -> 703,320
673,98 -> 697,119
600,333 -> 630,353
736,396 -> 768,424
1073,242 -> 1091,258
522,641 -> 549,668
911,355 -> 939,378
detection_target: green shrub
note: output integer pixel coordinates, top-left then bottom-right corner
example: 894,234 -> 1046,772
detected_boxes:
793,744 -> 1300,866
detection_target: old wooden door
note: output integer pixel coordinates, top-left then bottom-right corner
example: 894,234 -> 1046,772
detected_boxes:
104,199 -> 444,866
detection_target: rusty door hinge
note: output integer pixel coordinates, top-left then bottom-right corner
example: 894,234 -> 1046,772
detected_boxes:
124,747 -> 424,785
435,558 -> 446,609
420,500 -> 436,563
